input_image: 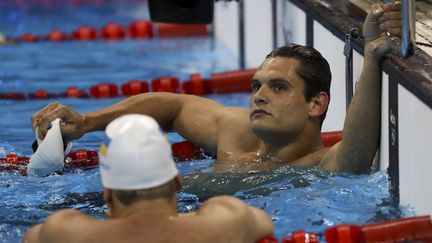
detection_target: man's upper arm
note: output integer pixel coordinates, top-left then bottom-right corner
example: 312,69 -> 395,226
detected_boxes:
38,209 -> 94,243
23,224 -> 43,243
198,196 -> 274,242
320,134 -> 376,174
319,141 -> 341,172
172,95 -> 225,152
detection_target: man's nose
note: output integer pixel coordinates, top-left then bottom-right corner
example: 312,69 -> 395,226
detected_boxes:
253,86 -> 269,105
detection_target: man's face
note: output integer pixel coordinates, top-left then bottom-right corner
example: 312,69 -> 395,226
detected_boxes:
249,57 -> 311,140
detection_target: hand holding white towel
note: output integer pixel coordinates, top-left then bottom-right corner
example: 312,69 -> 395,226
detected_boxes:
27,118 -> 73,176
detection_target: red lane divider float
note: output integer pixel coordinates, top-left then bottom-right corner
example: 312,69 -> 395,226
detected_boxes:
257,215 -> 432,242
47,29 -> 68,42
257,236 -> 278,243
0,69 -> 257,100
171,141 -> 206,161
100,22 -> 126,40
325,215 -> 432,243
281,231 -> 319,243
21,33 -> 40,42
72,25 -> 98,41
0,131 -> 342,175
7,19 -> 208,43
157,23 -> 208,38
129,20 -> 153,39
210,68 -> 256,94
90,83 -> 119,98
152,76 -> 180,93
121,80 -> 149,96
0,149 -> 98,176
65,87 -> 90,98
320,131 -> 342,148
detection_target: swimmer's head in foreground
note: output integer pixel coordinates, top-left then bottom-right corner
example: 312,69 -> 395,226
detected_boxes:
99,114 -> 181,217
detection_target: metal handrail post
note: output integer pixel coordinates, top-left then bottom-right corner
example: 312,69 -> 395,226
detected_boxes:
384,0 -> 416,58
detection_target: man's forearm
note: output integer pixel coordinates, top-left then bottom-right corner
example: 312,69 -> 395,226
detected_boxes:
338,51 -> 382,173
83,92 -> 182,133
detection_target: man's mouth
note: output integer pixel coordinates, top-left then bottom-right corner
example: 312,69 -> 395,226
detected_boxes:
251,109 -> 270,117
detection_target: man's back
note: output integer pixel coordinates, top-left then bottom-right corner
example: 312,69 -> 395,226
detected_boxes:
27,196 -> 272,243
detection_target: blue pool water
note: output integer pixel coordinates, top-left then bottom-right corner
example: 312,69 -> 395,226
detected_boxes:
0,1 -> 414,242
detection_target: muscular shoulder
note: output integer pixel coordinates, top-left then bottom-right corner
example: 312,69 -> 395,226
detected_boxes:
217,107 -> 259,153
291,147 -> 329,167
201,196 -> 247,211
197,196 -> 255,227
218,107 -> 253,136
195,196 -> 273,242
39,209 -> 97,242
184,196 -> 252,239
219,106 -> 249,121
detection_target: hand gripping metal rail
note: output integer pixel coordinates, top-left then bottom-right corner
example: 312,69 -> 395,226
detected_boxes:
384,0 -> 416,58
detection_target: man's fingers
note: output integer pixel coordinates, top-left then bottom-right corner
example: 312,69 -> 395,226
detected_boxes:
379,12 -> 401,23
377,4 -> 401,38
370,4 -> 384,19
37,116 -> 52,140
35,105 -> 70,140
384,1 -> 401,12
31,102 -> 61,131
379,21 -> 402,31
386,27 -> 402,36
383,20 -> 402,28
35,104 -> 84,142
380,19 -> 402,37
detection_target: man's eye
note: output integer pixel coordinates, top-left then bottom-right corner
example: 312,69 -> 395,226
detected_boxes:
251,83 -> 261,91
272,83 -> 286,91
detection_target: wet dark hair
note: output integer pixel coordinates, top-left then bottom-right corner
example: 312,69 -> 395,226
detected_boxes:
266,44 -> 331,127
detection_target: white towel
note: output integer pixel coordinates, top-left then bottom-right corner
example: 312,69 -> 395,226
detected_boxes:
27,118 -> 73,176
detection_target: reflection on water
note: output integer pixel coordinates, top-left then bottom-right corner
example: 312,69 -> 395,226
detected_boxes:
182,165 -> 331,200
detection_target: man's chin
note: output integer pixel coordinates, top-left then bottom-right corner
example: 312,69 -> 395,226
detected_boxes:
251,123 -> 272,136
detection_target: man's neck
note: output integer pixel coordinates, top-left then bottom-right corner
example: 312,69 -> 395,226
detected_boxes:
112,197 -> 178,220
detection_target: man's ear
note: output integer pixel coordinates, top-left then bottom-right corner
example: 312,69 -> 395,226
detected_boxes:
103,188 -> 113,218
175,175 -> 183,191
308,92 -> 329,118
103,188 -> 111,203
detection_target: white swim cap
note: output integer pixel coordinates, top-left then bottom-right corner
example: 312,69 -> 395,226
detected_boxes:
99,114 -> 178,190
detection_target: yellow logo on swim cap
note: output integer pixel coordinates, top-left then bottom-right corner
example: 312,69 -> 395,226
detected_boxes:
100,144 -> 108,156
163,134 -> 169,145
100,134 -> 111,156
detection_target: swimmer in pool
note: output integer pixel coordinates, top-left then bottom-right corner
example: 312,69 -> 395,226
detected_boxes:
32,2 -> 402,174
23,114 -> 274,243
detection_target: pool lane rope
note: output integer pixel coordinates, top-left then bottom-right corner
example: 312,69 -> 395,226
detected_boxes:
0,141 -> 206,176
0,131 -> 342,176
6,20 -> 208,43
0,69 -> 257,100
